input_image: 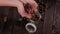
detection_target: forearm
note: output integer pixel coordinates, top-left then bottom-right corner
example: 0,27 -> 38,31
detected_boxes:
0,0 -> 18,7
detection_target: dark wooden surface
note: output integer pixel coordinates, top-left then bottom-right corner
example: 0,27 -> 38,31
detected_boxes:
0,0 -> 60,34
42,0 -> 60,34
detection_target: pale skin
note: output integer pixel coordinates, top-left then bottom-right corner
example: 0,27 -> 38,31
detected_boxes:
0,0 -> 38,18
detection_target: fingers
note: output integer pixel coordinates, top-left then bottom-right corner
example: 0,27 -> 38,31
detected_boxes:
31,1 -> 38,12
20,0 -> 38,12
17,0 -> 38,18
19,0 -> 38,18
16,1 -> 32,18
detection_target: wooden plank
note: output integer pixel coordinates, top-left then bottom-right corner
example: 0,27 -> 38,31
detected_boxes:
42,3 -> 55,34
54,1 -> 60,34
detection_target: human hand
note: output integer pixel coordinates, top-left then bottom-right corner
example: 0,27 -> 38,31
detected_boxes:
19,0 -> 38,18
0,0 -> 38,19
